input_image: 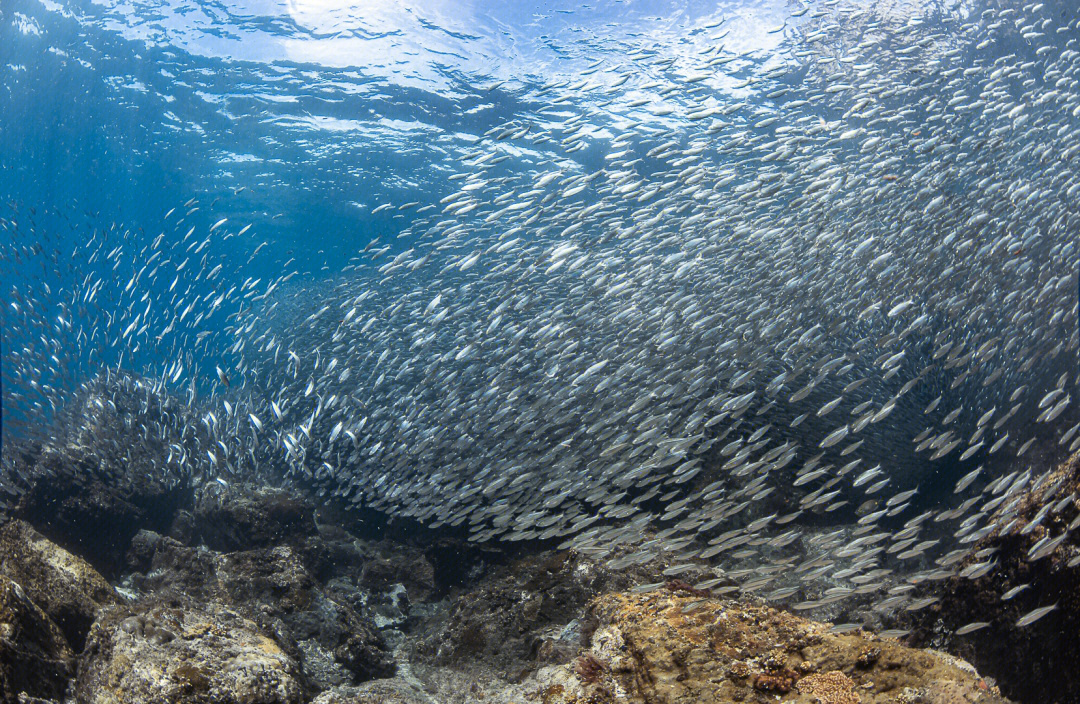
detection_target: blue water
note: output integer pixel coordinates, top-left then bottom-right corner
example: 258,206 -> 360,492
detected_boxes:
1,0 -> 788,275
2,0 -> 1077,523
0,0 -> 808,425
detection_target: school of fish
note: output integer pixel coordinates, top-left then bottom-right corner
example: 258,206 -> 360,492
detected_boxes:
2,0 -> 1079,632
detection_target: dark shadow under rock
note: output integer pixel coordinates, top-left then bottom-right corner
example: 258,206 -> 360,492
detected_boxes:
0,519 -> 120,652
12,446 -> 187,581
0,575 -> 74,704
191,484 -> 317,554
358,545 -> 435,604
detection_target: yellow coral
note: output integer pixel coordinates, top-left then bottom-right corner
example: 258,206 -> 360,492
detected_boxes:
796,670 -> 861,704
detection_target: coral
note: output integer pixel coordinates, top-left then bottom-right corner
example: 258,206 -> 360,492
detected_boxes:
573,654 -> 606,684
796,671 -> 860,704
754,669 -> 799,693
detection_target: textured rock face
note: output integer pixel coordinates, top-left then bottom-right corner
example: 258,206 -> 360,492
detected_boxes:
415,550 -> 660,680
903,451 -> 1080,704
74,601 -> 304,704
127,532 -> 395,690
0,519 -> 119,650
309,680 -> 433,704
552,591 -> 1012,704
0,575 -> 75,704
1,469 -> 1035,704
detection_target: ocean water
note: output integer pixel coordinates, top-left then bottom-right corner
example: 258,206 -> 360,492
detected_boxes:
2,0 -> 1079,623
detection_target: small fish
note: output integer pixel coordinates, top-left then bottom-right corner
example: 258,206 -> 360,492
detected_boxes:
1016,604 -> 1057,627
1001,584 -> 1030,601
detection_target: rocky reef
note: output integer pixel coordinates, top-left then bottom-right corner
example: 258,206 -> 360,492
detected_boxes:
0,445 -> 1043,704
902,452 -> 1080,704
77,600 -> 305,704
124,532 -> 396,688
0,520 -> 119,651
551,590 -> 1006,704
0,574 -> 75,703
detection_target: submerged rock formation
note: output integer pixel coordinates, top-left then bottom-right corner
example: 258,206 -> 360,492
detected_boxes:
560,590 -> 1008,704
903,452 -> 1080,704
124,532 -> 396,690
75,601 -> 304,704
190,484 -> 317,553
0,575 -> 75,704
0,519 -> 119,650
11,445 -> 187,580
0,450 -> 1035,704
414,549 -> 666,680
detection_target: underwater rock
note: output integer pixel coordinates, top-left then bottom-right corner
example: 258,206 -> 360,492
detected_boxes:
124,531 -> 219,596
75,600 -> 303,704
297,524 -> 437,605
13,445 -> 187,580
127,534 -> 395,691
543,590 -> 1012,704
0,576 -> 75,704
192,484 -> 316,553
357,544 -> 436,604
14,696 -> 62,704
0,519 -> 119,651
308,679 -> 433,704
414,549 -> 665,681
164,510 -> 199,546
218,546 -> 396,687
903,451 -> 1080,704
295,526 -> 369,584
303,532 -> 436,635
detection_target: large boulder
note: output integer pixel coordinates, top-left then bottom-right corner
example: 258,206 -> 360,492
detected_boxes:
298,531 -> 436,634
74,600 -> 303,704
0,519 -> 119,650
0,575 -> 75,704
414,549 -> 669,681
128,533 -> 395,691
559,590 -> 1012,704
